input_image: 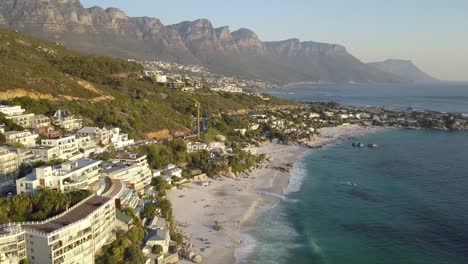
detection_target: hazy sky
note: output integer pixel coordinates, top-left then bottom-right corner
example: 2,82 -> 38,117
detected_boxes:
81,0 -> 468,81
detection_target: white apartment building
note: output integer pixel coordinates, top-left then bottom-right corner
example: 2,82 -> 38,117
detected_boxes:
0,225 -> 27,263
16,159 -> 102,194
0,105 -> 36,128
53,110 -> 83,132
0,195 -> 116,264
41,136 -> 78,160
103,154 -> 152,194
4,131 -> 38,148
0,105 -> 26,117
29,146 -> 60,161
0,147 -> 19,190
109,127 -> 134,149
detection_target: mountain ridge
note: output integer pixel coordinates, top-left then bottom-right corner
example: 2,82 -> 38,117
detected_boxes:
367,59 -> 439,83
0,0 -> 405,84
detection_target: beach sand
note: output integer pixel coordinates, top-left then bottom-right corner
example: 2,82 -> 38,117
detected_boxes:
167,125 -> 386,264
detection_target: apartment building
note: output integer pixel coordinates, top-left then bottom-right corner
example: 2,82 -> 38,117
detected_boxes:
53,110 -> 83,132
0,105 -> 36,128
30,115 -> 51,129
0,225 -> 26,264
0,147 -> 19,190
4,131 -> 38,148
28,146 -> 60,162
41,136 -> 78,160
76,127 -> 111,146
16,159 -> 102,194
102,153 -> 152,194
0,195 -> 116,264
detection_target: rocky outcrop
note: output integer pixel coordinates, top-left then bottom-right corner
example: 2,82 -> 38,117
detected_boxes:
0,0 -> 405,84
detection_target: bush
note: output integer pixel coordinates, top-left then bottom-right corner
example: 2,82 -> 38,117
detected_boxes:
152,244 -> 163,255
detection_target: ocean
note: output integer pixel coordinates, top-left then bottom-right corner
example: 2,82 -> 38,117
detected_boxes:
237,84 -> 468,264
267,82 -> 468,114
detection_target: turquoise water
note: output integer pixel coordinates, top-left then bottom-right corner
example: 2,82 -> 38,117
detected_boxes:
239,130 -> 468,264
267,83 -> 468,113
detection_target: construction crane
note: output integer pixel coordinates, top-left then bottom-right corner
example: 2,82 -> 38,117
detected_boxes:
193,98 -> 201,139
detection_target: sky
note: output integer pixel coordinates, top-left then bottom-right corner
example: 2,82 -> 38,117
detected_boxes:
81,0 -> 468,81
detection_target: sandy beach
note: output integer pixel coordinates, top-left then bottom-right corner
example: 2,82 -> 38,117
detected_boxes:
168,125 -> 387,264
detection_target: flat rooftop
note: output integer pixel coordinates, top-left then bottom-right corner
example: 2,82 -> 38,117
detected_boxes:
23,195 -> 111,234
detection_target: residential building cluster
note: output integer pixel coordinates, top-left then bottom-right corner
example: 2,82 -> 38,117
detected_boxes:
0,104 -> 179,264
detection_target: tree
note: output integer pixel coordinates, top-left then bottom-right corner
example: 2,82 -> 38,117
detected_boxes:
151,177 -> 170,193
141,204 -> 157,219
19,259 -> 30,264
0,133 -> 5,145
124,244 -> 145,263
172,232 -> 183,246
152,244 -> 163,255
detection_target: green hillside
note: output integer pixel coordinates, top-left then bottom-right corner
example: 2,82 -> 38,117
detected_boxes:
0,27 -> 294,138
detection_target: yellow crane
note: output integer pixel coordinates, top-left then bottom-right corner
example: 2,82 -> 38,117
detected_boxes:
193,98 -> 201,139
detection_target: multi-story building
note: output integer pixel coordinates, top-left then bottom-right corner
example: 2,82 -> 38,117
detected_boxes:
0,225 -> 27,263
28,146 -> 60,162
53,110 -> 83,132
0,105 -> 35,128
0,195 -> 116,264
77,127 -> 111,146
0,147 -> 19,190
102,154 -> 152,194
30,115 -> 51,129
76,136 -> 100,157
41,136 -> 79,160
16,159 -> 102,194
0,105 -> 27,117
109,127 -> 134,149
4,131 -> 38,148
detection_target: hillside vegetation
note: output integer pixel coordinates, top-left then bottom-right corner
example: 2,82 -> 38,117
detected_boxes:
0,27 -> 294,138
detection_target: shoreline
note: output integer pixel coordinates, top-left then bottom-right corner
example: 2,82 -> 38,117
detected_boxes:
167,125 -> 388,264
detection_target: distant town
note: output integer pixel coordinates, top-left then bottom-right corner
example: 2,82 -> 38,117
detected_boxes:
138,60 -> 277,93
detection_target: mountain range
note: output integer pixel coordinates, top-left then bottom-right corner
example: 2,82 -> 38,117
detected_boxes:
0,0 -> 436,84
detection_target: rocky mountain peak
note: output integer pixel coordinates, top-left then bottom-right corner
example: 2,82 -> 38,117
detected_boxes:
105,7 -> 128,20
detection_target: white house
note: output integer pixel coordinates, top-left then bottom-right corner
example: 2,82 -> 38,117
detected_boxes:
186,142 -> 208,153
4,131 -> 38,147
16,159 -> 102,194
143,228 -> 171,255
53,109 -> 83,132
109,127 -> 134,149
163,164 -> 182,178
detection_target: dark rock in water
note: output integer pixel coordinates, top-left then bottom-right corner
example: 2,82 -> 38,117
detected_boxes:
352,143 -> 357,147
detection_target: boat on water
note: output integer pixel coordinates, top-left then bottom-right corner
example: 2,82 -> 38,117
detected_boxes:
368,144 -> 379,148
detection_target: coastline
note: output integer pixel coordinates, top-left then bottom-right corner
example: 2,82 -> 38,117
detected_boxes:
167,125 -> 388,264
